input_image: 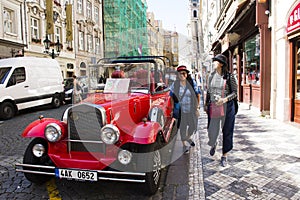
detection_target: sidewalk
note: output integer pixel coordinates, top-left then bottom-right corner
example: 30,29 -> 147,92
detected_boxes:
187,103 -> 300,199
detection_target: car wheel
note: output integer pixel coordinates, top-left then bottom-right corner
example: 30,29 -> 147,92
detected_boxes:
23,138 -> 52,184
0,102 -> 15,120
51,94 -> 61,108
137,143 -> 162,195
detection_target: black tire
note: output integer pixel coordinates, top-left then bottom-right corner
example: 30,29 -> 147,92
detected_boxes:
137,143 -> 162,195
0,102 -> 16,120
23,138 -> 51,184
51,94 -> 61,108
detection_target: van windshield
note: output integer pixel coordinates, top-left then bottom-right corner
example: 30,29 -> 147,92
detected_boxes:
0,67 -> 11,84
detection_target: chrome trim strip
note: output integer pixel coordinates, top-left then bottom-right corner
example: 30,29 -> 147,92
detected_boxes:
97,170 -> 145,176
66,139 -> 104,144
98,177 -> 145,183
16,169 -> 55,176
15,163 -> 55,169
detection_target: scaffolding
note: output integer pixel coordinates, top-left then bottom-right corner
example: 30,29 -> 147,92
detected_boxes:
103,0 -> 149,57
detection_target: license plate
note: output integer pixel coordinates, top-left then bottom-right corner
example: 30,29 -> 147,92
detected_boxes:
55,168 -> 97,181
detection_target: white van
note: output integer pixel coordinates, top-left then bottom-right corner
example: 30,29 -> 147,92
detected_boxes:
0,57 -> 65,120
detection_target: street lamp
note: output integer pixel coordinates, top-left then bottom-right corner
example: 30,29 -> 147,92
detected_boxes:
43,34 -> 62,59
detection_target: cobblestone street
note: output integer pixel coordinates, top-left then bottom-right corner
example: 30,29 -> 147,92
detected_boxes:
188,103 -> 300,199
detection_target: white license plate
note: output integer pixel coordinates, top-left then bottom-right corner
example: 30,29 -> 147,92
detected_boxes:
55,168 -> 97,181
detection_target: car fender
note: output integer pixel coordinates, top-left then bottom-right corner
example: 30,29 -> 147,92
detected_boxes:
129,121 -> 162,144
22,118 -> 66,139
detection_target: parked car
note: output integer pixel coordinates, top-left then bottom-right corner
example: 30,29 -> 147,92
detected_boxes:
64,76 -> 88,103
16,56 -> 177,195
0,57 -> 64,120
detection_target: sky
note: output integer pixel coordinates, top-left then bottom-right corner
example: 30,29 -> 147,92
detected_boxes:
146,0 -> 193,66
146,0 -> 190,37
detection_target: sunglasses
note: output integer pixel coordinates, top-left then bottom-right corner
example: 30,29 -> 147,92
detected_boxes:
179,72 -> 187,75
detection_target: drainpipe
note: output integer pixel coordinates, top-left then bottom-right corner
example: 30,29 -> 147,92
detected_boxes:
23,0 -> 28,49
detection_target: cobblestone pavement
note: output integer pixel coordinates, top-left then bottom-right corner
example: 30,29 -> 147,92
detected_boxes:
188,103 -> 300,199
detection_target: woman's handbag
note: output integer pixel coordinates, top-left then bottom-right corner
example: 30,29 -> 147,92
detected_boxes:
209,103 -> 224,118
208,79 -> 226,118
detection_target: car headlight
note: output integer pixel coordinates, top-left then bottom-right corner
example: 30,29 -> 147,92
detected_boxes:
44,123 -> 62,142
32,144 -> 45,157
118,150 -> 132,165
100,124 -> 120,144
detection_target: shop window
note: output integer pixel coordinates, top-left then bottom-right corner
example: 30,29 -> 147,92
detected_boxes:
244,34 -> 260,85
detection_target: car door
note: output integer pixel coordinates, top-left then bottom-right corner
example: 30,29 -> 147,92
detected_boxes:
6,67 -> 28,100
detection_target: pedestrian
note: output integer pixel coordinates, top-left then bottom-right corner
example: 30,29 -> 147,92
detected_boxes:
111,66 -> 125,78
72,75 -> 82,104
204,54 -> 237,167
170,65 -> 201,154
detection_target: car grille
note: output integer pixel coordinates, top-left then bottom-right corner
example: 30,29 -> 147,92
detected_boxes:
67,104 -> 106,153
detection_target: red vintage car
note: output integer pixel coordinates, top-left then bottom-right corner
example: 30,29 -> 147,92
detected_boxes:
16,56 -> 177,195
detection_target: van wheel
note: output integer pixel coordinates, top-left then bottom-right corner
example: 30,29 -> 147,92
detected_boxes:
51,95 -> 61,108
0,102 -> 15,120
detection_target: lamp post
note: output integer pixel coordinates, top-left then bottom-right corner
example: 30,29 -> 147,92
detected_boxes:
43,35 -> 62,59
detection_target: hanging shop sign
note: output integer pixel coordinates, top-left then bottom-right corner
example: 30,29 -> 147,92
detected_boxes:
287,2 -> 300,35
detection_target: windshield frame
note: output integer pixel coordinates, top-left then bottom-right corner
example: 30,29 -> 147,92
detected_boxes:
0,67 -> 12,85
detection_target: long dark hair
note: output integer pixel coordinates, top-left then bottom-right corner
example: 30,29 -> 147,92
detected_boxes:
221,64 -> 229,80
172,72 -> 197,107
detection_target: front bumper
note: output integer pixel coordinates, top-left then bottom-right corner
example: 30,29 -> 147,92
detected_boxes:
15,163 -> 146,183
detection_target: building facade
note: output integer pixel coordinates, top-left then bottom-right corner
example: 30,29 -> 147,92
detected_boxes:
147,12 -> 164,56
210,0 -> 271,116
103,0 -> 148,57
272,0 -> 300,124
1,0 -> 104,78
0,0 -> 26,58
203,0 -> 300,125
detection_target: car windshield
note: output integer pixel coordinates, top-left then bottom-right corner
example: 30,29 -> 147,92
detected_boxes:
87,58 -> 173,94
0,67 -> 11,84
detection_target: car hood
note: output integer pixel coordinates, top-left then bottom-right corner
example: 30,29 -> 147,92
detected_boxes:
80,92 -> 150,126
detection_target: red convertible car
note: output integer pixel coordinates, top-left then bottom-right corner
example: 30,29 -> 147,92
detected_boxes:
16,56 -> 177,195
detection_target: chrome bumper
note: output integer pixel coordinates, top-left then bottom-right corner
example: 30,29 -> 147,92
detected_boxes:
15,163 -> 146,183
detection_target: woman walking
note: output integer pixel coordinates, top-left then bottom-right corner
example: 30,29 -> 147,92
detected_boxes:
205,54 -> 237,167
170,65 -> 200,154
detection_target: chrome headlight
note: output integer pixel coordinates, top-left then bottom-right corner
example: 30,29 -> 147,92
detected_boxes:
100,124 -> 120,144
32,144 -> 45,157
118,150 -> 132,165
44,123 -> 62,142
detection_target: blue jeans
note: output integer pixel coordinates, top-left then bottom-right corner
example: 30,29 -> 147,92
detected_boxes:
207,100 -> 235,154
